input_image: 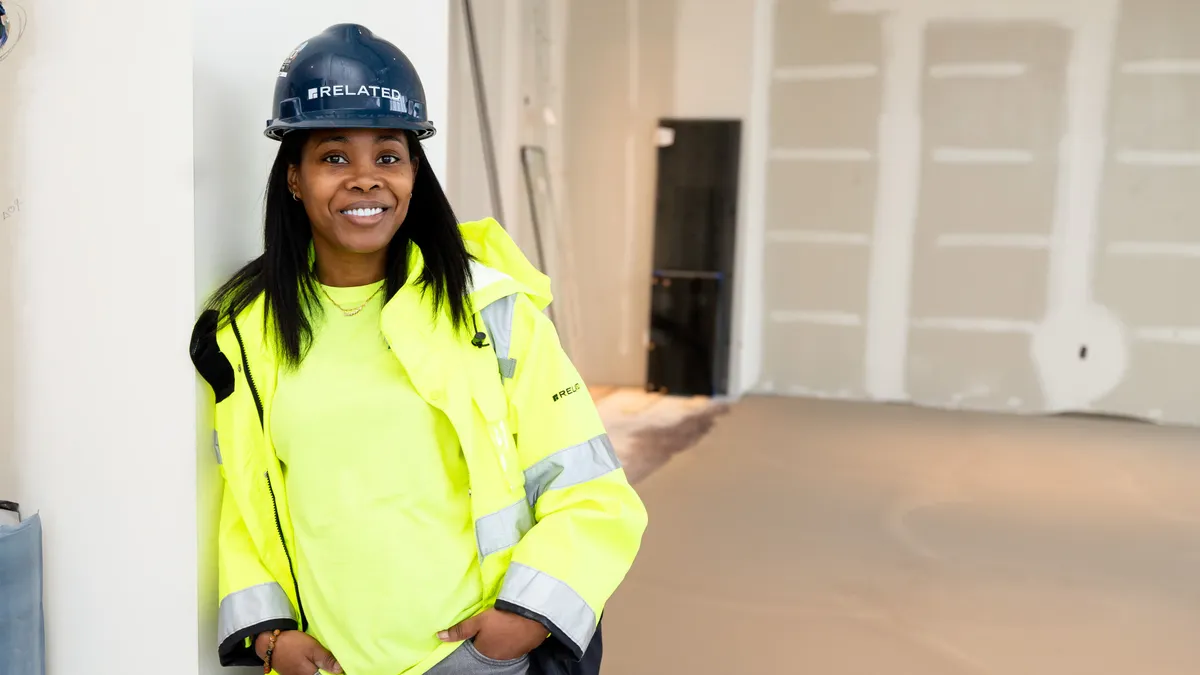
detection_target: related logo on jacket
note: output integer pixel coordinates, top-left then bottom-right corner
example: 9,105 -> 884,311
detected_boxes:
307,84 -> 423,118
553,383 -> 582,402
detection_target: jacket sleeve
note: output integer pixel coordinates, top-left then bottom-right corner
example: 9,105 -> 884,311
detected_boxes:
215,480 -> 298,666
492,294 -> 649,660
192,312 -> 297,666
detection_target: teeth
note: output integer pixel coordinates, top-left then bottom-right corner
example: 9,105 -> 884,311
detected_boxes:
343,207 -> 384,217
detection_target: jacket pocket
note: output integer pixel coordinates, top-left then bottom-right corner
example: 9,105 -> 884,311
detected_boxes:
466,639 -> 530,670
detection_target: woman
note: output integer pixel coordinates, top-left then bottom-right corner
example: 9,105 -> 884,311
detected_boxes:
189,24 -> 647,675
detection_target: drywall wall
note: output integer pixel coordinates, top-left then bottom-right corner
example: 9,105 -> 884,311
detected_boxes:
447,0 -> 590,360
446,0 -> 775,391
192,3 -> 450,672
0,0 -> 25,502
560,0 -> 678,386
757,0 -> 1200,426
447,0 -> 683,386
3,1 -> 201,673
671,0 -> 756,118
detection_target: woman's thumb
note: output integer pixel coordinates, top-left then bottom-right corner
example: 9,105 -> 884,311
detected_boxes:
438,615 -> 481,642
309,645 -> 343,674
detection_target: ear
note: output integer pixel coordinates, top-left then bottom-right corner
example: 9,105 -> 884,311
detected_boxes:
403,134 -> 421,176
287,165 -> 300,197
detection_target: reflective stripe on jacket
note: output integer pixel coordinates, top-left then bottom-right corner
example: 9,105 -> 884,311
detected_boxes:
190,218 -> 648,670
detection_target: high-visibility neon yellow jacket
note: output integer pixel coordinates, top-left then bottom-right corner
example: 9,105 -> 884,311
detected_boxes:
189,218 -> 648,669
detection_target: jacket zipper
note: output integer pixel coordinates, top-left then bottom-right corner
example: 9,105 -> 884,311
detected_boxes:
265,471 -> 306,631
229,317 -> 264,425
230,316 -> 308,632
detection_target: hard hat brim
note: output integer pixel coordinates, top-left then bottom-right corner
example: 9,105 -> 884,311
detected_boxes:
265,115 -> 437,142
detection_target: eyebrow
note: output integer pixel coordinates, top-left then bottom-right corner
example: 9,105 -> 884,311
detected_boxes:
316,133 -> 405,147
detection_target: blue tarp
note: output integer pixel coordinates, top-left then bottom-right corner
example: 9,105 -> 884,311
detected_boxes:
0,514 -> 45,675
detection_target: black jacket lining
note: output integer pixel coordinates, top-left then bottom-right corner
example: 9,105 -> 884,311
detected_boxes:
217,618 -> 298,667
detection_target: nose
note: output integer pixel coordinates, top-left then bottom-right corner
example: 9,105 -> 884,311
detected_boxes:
347,164 -> 383,193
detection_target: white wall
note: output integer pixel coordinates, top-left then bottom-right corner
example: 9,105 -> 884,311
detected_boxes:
0,0 -> 25,504
192,2 -> 450,672
4,1 -> 200,673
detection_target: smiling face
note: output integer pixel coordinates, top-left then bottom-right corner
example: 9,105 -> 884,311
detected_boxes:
287,128 -> 418,284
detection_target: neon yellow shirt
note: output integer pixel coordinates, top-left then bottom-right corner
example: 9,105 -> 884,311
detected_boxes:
271,281 -> 482,675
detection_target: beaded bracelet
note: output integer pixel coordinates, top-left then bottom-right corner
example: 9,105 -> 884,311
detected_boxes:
263,629 -> 282,674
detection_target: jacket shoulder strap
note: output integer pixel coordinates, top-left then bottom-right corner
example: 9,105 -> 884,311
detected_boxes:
190,309 -> 236,403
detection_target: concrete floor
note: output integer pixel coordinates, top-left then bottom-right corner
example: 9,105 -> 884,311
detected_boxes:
603,396 -> 1200,674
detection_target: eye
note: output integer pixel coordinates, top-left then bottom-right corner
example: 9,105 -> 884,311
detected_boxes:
322,154 -> 349,165
378,154 -> 403,165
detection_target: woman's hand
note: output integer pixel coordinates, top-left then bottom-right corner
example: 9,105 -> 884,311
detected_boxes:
255,630 -> 343,675
438,608 -> 549,661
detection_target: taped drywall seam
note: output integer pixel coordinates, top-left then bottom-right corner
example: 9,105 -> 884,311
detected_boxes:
910,317 -> 1038,333
932,147 -> 1034,163
1046,4 -> 1118,327
1135,327 -> 1200,345
1116,150 -> 1200,166
928,61 -> 1027,78
1035,1 -> 1121,411
767,230 -> 871,245
773,64 -> 878,80
863,11 -> 923,402
835,0 -> 1093,21
770,148 -> 874,161
1107,241 -> 1200,257
617,0 -> 639,358
1120,59 -> 1200,75
770,310 -> 863,326
935,233 -> 1050,249
735,0 -> 776,396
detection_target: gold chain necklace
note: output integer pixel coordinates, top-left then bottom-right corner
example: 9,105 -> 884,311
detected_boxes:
319,283 -> 384,317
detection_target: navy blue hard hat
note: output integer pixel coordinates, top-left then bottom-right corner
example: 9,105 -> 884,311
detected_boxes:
265,24 -> 435,141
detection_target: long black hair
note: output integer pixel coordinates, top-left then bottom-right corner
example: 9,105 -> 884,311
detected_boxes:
206,129 -> 473,367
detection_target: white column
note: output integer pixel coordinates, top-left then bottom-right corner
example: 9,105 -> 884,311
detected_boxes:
4,2 -> 451,673
863,12 -> 925,402
10,1 -> 200,673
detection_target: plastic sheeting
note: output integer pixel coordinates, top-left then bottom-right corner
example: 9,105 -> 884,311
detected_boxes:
0,513 -> 46,675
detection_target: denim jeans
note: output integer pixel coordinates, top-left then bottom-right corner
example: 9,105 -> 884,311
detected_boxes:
424,640 -> 530,675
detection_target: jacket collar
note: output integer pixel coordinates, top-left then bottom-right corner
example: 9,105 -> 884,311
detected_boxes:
223,218 -> 546,382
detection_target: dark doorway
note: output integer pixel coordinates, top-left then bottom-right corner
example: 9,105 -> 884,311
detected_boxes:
645,119 -> 741,397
